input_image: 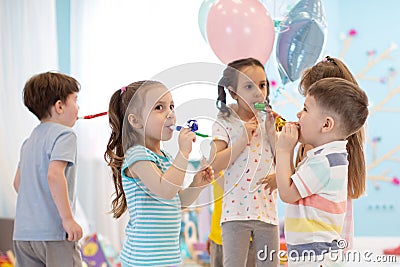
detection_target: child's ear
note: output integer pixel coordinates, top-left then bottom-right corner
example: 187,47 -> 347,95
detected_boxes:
128,114 -> 143,129
227,86 -> 237,100
54,100 -> 63,114
321,116 -> 335,133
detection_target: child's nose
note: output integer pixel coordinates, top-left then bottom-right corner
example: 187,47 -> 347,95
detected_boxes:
255,90 -> 263,99
167,111 -> 175,119
296,111 -> 301,118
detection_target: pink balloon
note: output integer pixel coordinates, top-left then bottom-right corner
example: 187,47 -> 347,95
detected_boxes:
206,0 -> 275,65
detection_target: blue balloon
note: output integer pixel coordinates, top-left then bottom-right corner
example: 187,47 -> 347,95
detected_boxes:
276,0 -> 327,84
198,0 -> 217,42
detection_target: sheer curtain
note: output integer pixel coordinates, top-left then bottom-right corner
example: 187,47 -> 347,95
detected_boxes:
0,0 -> 58,217
70,0 -> 218,249
1,0 -> 223,250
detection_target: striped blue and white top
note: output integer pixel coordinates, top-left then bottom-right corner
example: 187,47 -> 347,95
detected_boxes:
285,141 -> 348,262
120,145 -> 182,267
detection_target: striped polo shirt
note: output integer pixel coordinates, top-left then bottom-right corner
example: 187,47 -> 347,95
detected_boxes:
285,141 -> 348,258
120,145 -> 182,267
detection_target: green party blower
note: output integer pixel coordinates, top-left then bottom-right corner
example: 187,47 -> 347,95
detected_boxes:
254,102 -> 286,132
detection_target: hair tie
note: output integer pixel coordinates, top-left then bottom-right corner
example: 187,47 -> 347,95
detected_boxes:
322,56 -> 336,64
120,86 -> 127,94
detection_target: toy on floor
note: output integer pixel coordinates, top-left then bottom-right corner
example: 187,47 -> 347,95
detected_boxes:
0,250 -> 14,267
81,234 -> 109,267
278,219 -> 288,265
279,238 -> 288,265
81,234 -> 120,267
184,220 -> 210,266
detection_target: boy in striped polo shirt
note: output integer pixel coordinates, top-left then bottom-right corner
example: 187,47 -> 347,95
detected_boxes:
274,78 -> 369,266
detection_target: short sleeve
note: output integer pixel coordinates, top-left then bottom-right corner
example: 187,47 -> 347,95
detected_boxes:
50,131 -> 77,165
18,139 -> 29,168
212,120 -> 229,144
123,145 -> 158,171
290,156 -> 330,198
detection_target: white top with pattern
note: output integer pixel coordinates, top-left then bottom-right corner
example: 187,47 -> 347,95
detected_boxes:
212,114 -> 278,225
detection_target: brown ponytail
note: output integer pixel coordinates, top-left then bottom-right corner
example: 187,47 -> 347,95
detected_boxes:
347,128 -> 366,199
104,89 -> 127,218
104,80 -> 162,218
297,57 -> 366,198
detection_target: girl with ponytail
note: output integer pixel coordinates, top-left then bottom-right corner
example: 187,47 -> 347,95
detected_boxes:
104,81 -> 214,267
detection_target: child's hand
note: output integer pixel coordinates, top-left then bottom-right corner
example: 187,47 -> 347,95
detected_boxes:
206,237 -> 211,255
178,127 -> 196,157
242,116 -> 258,143
62,217 -> 83,242
192,165 -> 214,188
277,123 -> 299,151
256,173 -> 277,194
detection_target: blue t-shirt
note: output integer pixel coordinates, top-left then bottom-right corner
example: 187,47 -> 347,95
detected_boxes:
14,122 -> 77,241
120,145 -> 182,267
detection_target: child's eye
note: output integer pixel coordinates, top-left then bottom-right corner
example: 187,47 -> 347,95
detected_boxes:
155,105 -> 164,110
170,104 -> 174,111
303,107 -> 307,112
245,84 -> 254,90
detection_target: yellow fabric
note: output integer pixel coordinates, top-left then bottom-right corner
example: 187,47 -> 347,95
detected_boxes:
285,218 -> 342,233
208,181 -> 224,245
